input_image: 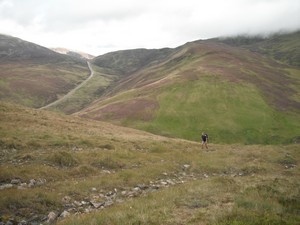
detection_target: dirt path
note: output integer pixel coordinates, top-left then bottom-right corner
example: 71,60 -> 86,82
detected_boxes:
40,62 -> 94,109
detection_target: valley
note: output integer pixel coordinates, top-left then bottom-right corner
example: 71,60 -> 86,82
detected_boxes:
78,36 -> 300,145
40,62 -> 95,110
0,31 -> 299,224
0,34 -> 90,109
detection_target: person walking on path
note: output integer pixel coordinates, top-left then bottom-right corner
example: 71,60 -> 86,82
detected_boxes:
201,132 -> 208,149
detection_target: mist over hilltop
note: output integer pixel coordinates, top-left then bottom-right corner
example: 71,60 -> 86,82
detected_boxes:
0,0 -> 299,55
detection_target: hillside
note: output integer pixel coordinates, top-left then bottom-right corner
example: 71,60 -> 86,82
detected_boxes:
0,34 -> 89,108
44,48 -> 176,114
42,63 -> 120,114
0,32 -> 299,144
218,31 -> 300,67
0,102 -> 299,224
92,48 -> 175,75
79,33 -> 300,144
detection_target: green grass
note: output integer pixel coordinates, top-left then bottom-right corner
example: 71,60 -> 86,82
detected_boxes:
59,170 -> 300,225
131,78 -> 300,144
80,43 -> 300,145
48,64 -> 119,114
77,37 -> 300,145
0,101 -> 299,225
286,68 -> 300,103
0,62 -> 89,108
217,178 -> 300,225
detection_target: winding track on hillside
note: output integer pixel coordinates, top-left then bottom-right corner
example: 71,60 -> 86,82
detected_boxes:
40,62 -> 94,109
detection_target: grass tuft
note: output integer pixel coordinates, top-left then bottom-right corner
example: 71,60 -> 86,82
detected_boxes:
48,151 -> 79,167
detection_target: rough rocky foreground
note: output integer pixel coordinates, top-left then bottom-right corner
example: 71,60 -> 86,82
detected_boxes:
0,162 -> 274,225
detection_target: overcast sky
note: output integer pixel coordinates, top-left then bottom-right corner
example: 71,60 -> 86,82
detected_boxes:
0,0 -> 299,56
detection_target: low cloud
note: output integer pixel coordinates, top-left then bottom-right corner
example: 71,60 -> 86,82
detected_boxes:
0,0 -> 299,55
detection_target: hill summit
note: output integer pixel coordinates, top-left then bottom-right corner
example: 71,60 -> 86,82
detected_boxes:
0,32 -> 299,225
0,34 -> 89,108
0,32 -> 299,144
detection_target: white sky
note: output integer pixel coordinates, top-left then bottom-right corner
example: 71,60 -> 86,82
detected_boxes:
0,0 -> 299,56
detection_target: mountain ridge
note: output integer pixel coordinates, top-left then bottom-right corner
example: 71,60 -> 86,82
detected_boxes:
78,32 -> 300,144
0,34 -> 89,108
216,30 -> 300,67
0,32 -> 299,225
0,34 -> 85,64
0,32 -> 299,144
92,47 -> 175,75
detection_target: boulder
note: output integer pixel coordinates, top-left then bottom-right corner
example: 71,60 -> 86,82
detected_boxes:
47,212 -> 57,224
90,201 -> 105,209
28,179 -> 36,187
0,184 -> 13,190
36,178 -> 46,186
60,210 -> 70,218
10,179 -> 21,184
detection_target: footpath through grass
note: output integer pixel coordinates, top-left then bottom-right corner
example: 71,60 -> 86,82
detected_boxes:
47,64 -> 119,114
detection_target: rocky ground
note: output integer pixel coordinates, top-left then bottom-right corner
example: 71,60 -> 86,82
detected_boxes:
0,162 -> 267,225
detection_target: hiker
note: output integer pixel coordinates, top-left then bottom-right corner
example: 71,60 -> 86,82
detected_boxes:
201,132 -> 208,149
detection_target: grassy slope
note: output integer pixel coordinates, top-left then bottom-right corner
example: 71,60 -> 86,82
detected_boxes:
0,34 -> 89,108
63,32 -> 299,118
47,64 -> 119,114
61,160 -> 300,225
92,48 -> 174,75
1,102 -> 299,224
140,79 -> 300,144
0,62 -> 89,108
79,42 -> 300,144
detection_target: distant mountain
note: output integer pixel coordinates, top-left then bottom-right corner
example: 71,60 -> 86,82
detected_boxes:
1,32 -> 299,144
78,31 -> 300,144
92,48 -> 174,75
51,47 -> 95,60
0,34 -> 89,108
0,34 -> 74,63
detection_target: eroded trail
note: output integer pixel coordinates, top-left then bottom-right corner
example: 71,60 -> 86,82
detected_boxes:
40,62 -> 94,109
